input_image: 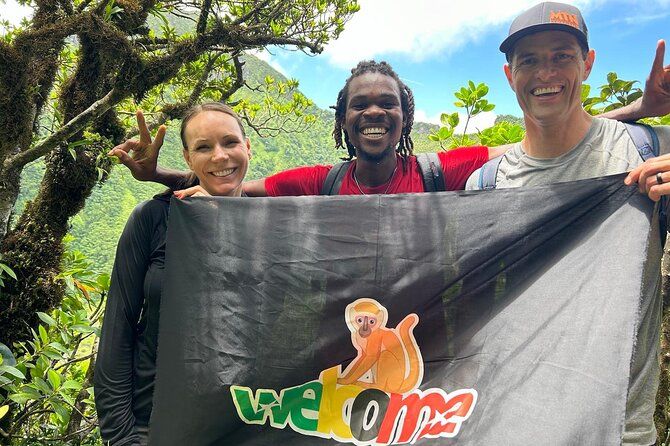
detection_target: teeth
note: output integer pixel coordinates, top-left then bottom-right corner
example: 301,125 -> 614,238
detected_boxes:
532,86 -> 563,96
211,168 -> 235,177
361,127 -> 387,137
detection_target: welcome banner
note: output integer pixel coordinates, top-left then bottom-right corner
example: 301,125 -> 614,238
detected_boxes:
150,174 -> 661,445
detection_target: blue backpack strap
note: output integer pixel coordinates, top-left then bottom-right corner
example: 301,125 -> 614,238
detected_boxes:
624,122 -> 666,243
624,122 -> 660,160
320,161 -> 351,195
477,155 -> 504,190
416,153 -> 446,192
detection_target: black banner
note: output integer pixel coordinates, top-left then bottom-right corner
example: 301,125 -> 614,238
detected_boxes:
150,174 -> 660,445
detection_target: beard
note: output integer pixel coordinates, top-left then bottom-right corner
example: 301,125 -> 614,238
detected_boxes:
356,144 -> 396,163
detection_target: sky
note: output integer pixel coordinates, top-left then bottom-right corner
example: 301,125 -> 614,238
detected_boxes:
3,0 -> 669,130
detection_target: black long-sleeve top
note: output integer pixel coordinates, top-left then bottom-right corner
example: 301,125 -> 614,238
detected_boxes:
94,196 -> 170,445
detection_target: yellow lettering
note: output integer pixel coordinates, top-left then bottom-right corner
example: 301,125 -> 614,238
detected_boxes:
316,366 -> 362,439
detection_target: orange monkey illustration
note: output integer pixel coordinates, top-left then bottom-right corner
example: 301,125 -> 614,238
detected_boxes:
337,298 -> 423,394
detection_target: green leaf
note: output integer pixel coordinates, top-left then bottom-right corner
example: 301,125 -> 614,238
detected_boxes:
468,80 -> 476,91
453,101 -> 465,108
9,392 -> 34,405
38,324 -> 48,345
71,324 -> 95,334
437,127 -> 453,139
428,134 -> 439,141
0,365 -> 25,380
50,399 -> 70,424
607,72 -> 617,85
483,104 -> 495,112
61,380 -> 82,391
47,369 -> 61,390
440,113 -> 450,126
0,405 -> 8,420
0,263 -> 16,280
32,377 -> 52,395
37,312 -> 57,327
448,112 -> 460,128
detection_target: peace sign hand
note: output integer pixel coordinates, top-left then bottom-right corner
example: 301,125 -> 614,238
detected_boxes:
108,110 -> 167,182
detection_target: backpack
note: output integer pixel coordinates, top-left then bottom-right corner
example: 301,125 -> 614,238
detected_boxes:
320,153 -> 446,195
476,122 -> 666,241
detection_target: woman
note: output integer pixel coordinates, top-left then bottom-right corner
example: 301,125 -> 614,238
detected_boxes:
93,103 -> 251,445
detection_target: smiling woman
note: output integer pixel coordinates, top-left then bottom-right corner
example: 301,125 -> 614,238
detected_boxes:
94,102 -> 252,445
179,103 -> 251,197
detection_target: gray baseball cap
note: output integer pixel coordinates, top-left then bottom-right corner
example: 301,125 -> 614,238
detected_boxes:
500,2 -> 589,54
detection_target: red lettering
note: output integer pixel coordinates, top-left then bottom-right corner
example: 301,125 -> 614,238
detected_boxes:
416,391 -> 476,439
376,389 -> 477,443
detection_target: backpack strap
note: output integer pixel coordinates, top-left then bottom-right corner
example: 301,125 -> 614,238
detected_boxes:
624,122 -> 660,160
320,161 -> 351,195
624,122 -> 666,243
416,153 -> 446,192
477,155 -> 505,190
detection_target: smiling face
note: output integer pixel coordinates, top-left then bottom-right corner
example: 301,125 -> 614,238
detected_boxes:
504,30 -> 594,126
344,72 -> 404,162
182,110 -> 251,196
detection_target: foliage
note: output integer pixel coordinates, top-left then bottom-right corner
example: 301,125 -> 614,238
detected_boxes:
0,0 -> 360,371
429,81 -> 496,150
0,237 -> 107,444
582,72 -> 643,115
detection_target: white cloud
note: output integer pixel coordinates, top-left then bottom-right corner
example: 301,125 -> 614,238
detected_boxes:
414,109 -> 441,125
414,109 -> 497,132
454,111 -> 497,134
323,0 -> 608,67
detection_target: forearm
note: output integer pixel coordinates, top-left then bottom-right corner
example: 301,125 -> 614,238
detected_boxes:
600,99 -> 645,121
242,178 -> 268,197
154,166 -> 191,189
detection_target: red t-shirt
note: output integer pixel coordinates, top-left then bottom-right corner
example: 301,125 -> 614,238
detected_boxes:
265,146 -> 489,196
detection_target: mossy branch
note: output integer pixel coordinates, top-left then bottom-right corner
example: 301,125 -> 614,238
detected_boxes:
4,88 -> 122,172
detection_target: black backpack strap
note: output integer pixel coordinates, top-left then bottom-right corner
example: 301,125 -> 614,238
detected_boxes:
320,161 -> 351,195
416,153 -> 446,192
624,122 -> 660,160
477,155 -> 504,190
624,122 -> 666,243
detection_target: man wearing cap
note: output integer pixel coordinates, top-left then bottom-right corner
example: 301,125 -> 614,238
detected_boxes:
466,2 -> 670,444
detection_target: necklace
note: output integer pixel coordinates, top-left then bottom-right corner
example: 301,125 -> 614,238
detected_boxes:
353,164 -> 398,195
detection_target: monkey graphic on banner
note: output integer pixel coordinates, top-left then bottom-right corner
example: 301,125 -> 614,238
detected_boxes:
337,298 -> 424,394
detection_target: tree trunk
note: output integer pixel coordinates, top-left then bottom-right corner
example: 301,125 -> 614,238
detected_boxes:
0,145 -> 100,347
0,169 -> 21,241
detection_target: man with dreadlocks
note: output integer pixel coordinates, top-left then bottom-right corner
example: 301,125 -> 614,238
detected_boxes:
112,59 -> 663,197
254,60 -> 499,196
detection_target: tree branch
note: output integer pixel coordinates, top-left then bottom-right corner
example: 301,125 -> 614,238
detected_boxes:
219,55 -> 245,103
4,88 -> 123,172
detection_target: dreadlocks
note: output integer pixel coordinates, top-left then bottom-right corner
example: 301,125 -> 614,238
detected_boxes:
332,60 -> 415,161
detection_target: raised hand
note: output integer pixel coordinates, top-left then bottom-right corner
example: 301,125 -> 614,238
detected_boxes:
639,39 -> 670,118
108,110 -> 166,181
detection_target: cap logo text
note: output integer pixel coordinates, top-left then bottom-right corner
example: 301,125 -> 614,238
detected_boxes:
549,10 -> 580,29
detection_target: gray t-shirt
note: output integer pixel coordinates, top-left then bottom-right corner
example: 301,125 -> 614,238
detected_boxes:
466,117 -> 670,445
